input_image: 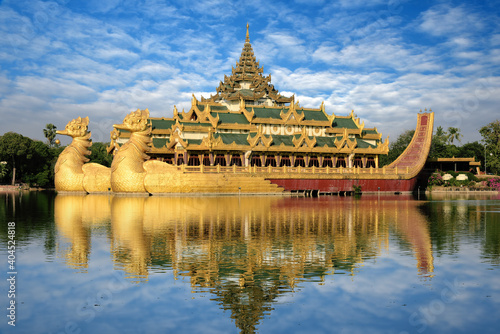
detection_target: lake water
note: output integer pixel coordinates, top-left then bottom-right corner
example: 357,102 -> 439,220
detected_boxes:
1,191 -> 499,334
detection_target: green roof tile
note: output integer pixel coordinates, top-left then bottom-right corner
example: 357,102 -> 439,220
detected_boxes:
355,138 -> 376,149
186,139 -> 203,145
214,133 -> 249,145
151,119 -> 175,130
332,118 -> 358,129
210,105 -> 228,111
184,122 -> 213,127
269,134 -> 293,146
300,109 -> 329,121
152,138 -> 168,148
252,107 -> 282,119
315,137 -> 336,147
237,89 -> 255,97
214,113 -> 250,124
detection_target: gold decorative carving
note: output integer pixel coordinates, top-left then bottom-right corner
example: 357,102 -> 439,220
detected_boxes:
55,116 -> 111,193
110,109 -> 151,193
247,125 -> 273,148
55,117 -> 91,192
292,127 -> 317,148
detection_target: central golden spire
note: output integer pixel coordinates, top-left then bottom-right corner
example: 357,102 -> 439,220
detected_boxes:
246,22 -> 250,43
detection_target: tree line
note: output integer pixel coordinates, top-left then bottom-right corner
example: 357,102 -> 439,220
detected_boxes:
0,124 -> 112,187
1,121 -> 499,187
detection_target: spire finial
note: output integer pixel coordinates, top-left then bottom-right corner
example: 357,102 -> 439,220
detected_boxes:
246,22 -> 250,43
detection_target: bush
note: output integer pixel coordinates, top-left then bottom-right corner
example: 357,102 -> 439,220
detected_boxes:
486,177 -> 500,190
446,170 -> 459,178
466,172 -> 478,182
428,172 -> 444,186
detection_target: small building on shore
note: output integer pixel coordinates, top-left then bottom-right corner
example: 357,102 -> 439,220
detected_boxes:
425,157 -> 482,174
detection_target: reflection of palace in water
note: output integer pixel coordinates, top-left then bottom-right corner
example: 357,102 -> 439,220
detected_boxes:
54,194 -> 436,332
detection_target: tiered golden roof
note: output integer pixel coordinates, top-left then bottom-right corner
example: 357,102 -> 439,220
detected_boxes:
203,24 -> 292,105
110,24 -> 389,170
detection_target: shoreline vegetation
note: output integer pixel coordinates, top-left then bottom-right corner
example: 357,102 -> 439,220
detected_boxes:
427,170 -> 500,193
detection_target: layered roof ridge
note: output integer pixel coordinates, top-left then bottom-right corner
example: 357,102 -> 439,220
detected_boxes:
203,24 -> 292,105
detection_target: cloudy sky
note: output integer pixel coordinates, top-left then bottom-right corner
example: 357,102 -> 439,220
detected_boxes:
1,0 -> 499,145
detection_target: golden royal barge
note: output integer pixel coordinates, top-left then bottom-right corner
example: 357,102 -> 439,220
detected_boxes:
54,25 -> 433,195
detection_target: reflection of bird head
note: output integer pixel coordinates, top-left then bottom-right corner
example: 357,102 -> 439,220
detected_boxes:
54,195 -> 89,271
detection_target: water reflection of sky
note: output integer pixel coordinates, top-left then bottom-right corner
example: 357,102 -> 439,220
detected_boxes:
1,192 -> 499,334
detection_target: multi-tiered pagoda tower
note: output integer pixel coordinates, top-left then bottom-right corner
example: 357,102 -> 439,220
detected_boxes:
110,24 -> 389,171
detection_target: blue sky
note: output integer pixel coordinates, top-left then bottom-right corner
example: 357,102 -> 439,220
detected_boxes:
1,0 -> 499,145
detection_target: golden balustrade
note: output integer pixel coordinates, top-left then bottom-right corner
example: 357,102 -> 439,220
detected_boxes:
171,164 -> 416,179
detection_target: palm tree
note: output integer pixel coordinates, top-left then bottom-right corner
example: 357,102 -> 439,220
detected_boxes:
43,124 -> 57,147
446,127 -> 462,145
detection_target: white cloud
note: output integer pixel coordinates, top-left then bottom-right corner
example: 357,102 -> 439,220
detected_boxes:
418,4 -> 484,37
0,0 -> 499,147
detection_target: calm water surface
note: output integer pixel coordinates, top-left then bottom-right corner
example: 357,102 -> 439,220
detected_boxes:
1,191 -> 499,334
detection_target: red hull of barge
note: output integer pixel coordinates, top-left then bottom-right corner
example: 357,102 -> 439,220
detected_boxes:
268,177 -> 419,193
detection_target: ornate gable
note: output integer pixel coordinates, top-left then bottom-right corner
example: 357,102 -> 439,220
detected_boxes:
280,98 -> 305,124
167,131 -> 188,149
334,129 -> 357,151
247,125 -> 273,148
292,127 -> 316,148
200,129 -> 223,150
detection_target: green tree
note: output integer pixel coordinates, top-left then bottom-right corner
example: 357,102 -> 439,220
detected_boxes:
25,140 -> 52,187
0,132 -> 31,185
0,132 -> 59,187
88,142 -> 113,167
0,162 -> 7,180
43,124 -> 57,147
480,120 -> 500,175
429,126 -> 446,158
379,129 -> 415,166
458,141 -> 483,160
446,127 -> 462,145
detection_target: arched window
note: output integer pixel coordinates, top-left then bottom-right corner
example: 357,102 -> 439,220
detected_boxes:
280,156 -> 291,167
353,157 -> 363,168
265,155 -> 277,167
336,157 -> 346,168
294,156 -> 305,167
202,154 -> 211,166
176,155 -> 184,165
230,154 -> 242,166
322,157 -> 333,168
187,155 -> 200,166
366,157 -> 376,168
309,156 -> 319,167
215,154 -> 226,166
251,155 -> 262,167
